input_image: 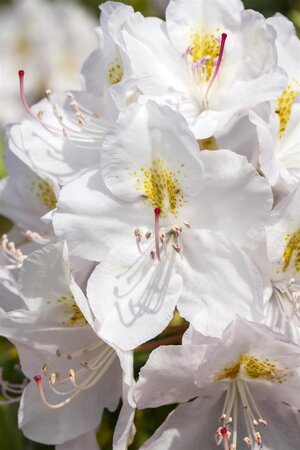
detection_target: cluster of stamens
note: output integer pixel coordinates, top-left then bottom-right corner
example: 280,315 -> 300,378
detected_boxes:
34,340 -> 115,409
19,70 -> 108,143
0,234 -> 25,269
215,381 -> 267,450
133,208 -> 192,262
182,32 -> 227,105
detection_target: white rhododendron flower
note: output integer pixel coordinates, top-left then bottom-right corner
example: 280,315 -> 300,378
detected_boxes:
0,0 -> 300,448
265,184 -> 300,338
250,14 -> 300,197
7,2 -> 136,186
135,317 -> 300,450
0,242 -> 135,447
122,0 -> 287,138
247,184 -> 300,343
53,101 -> 271,348
8,82 -> 111,186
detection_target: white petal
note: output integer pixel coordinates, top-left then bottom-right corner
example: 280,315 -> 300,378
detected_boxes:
18,242 -> 70,314
113,349 -> 136,450
0,155 -> 56,233
123,15 -> 191,97
53,169 -> 144,261
177,230 -> 264,337
134,344 -> 203,408
140,389 -> 223,450
87,237 -> 183,350
55,431 -> 99,450
217,10 -> 287,111
267,13 -> 300,80
166,0 -> 242,53
187,150 -> 273,246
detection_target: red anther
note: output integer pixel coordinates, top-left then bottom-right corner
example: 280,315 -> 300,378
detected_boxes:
34,375 -> 41,383
154,207 -> 161,215
220,427 -> 227,435
18,69 -> 25,77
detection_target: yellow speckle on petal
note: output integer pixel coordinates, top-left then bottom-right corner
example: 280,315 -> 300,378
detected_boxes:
135,158 -> 185,217
55,292 -> 87,327
30,177 -> 56,209
282,229 -> 300,272
14,36 -> 31,55
107,58 -> 123,85
190,27 -> 220,81
214,354 -> 288,383
276,82 -> 299,139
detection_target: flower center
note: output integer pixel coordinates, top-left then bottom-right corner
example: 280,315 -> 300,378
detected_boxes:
214,353 -> 288,383
282,229 -> 300,273
183,31 -> 227,106
190,28 -> 221,82
29,176 -> 56,209
107,58 -> 124,85
135,158 -> 185,217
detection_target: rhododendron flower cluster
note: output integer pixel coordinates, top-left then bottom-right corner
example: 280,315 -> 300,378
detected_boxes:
0,1 -> 300,449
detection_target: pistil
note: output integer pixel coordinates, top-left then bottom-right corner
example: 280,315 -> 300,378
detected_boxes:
205,33 -> 227,100
154,207 -> 161,261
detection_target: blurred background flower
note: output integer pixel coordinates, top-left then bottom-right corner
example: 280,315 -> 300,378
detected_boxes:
0,0 -> 97,127
0,1 -> 299,449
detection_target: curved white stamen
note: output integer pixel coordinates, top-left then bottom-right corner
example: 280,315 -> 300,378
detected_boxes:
25,230 -> 50,245
55,340 -> 105,360
19,70 -> 62,134
134,227 -> 143,253
35,375 -> 79,409
35,344 -> 115,409
19,70 -> 107,144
